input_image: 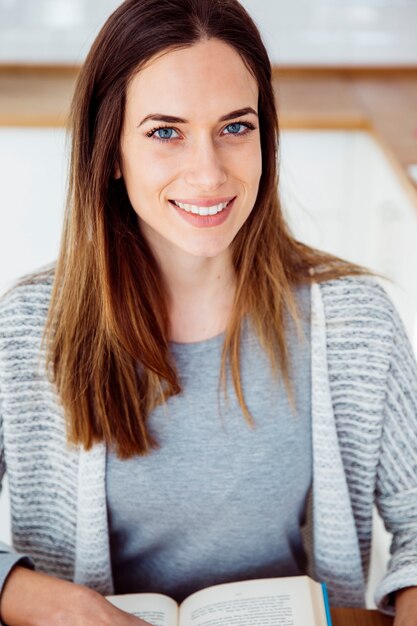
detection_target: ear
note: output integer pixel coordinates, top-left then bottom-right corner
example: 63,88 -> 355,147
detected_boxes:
114,163 -> 122,179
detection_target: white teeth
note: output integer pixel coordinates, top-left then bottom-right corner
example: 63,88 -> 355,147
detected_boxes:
173,200 -> 229,216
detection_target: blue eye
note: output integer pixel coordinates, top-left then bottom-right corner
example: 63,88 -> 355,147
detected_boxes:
156,127 -> 175,139
146,126 -> 180,141
225,123 -> 243,134
223,122 -> 255,136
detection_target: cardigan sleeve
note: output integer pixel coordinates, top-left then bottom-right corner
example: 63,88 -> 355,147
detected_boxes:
374,299 -> 417,614
0,397 -> 35,614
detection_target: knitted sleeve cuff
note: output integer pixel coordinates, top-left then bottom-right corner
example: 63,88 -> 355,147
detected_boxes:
374,565 -> 417,616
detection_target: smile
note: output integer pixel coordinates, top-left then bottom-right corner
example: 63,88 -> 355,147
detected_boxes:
169,198 -> 233,216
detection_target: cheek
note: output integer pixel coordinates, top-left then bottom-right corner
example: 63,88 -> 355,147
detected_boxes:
230,141 -> 262,186
123,148 -> 177,206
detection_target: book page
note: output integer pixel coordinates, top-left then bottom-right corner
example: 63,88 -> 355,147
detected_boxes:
308,578 -> 329,626
107,592 -> 179,626
179,577 -> 326,626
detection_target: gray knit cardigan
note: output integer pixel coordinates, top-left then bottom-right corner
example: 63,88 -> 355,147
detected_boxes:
1,273 -> 417,615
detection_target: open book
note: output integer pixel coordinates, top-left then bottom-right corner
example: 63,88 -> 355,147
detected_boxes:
107,575 -> 332,626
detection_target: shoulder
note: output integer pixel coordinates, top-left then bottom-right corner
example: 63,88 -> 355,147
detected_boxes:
315,275 -> 399,358
314,274 -> 404,385
316,274 -> 397,327
0,265 -> 54,342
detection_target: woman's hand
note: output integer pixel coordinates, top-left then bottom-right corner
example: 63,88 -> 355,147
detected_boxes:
394,587 -> 417,626
0,566 -> 153,626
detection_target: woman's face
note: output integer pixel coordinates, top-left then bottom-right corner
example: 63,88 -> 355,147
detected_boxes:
118,38 -> 262,261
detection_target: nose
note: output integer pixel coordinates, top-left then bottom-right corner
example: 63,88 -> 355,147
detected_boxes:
184,136 -> 227,191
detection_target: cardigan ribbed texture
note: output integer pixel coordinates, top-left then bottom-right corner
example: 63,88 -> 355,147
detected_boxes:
1,273 -> 417,616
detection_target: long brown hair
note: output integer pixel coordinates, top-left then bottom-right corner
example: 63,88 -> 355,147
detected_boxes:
44,0 -> 366,458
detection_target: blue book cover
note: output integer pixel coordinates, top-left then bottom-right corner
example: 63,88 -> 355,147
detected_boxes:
321,582 -> 333,626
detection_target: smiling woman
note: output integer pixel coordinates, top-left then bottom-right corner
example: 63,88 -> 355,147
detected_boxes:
1,1 -> 417,626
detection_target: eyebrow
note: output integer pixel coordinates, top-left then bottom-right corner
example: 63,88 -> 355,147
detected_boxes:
137,107 -> 258,127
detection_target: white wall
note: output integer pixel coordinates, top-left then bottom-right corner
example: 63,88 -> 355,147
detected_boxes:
0,128 -> 68,295
280,130 -> 417,337
1,0 -> 417,65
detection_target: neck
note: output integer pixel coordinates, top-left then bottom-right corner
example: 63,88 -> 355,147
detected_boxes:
150,241 -> 236,343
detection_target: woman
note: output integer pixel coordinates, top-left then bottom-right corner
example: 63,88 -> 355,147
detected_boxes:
1,0 -> 417,624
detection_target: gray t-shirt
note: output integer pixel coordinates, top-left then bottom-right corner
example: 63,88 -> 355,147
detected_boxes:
107,285 -> 311,602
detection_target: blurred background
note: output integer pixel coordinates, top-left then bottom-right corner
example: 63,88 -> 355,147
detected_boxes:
1,0 -> 417,610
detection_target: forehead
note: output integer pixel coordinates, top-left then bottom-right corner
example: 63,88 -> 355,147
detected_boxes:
125,38 -> 259,122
